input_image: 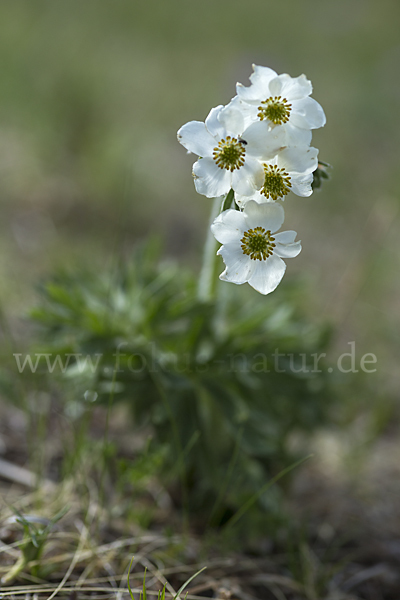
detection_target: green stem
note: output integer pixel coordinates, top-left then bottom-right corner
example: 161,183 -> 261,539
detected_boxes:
2,553 -> 26,584
198,190 -> 234,302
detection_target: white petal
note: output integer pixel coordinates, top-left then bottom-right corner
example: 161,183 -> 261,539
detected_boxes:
235,189 -> 270,208
248,254 -> 286,295
205,105 -> 225,138
236,81 -> 265,105
274,240 -> 302,258
290,172 -> 314,197
215,96 -> 257,130
220,271 -> 245,286
231,157 -> 264,196
278,74 -> 312,100
218,242 -> 254,284
177,121 -> 216,157
193,158 -> 231,198
274,230 -> 297,244
218,98 -> 245,136
278,146 -> 318,175
244,200 -> 285,234
282,122 -> 312,147
250,65 -> 277,85
268,76 -> 284,96
236,65 -> 277,104
291,97 -> 326,129
211,209 -> 246,244
236,100 -> 259,129
242,121 -> 286,160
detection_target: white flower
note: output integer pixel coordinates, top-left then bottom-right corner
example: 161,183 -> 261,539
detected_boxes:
236,65 -> 326,146
260,146 -> 319,201
236,146 -> 318,205
211,200 -> 301,295
177,104 -> 286,198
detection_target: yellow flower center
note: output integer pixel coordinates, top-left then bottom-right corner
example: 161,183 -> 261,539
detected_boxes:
262,164 -> 292,200
241,227 -> 276,261
257,96 -> 292,125
213,136 -> 246,172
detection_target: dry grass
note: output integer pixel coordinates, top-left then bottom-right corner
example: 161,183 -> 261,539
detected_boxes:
1,400 -> 400,600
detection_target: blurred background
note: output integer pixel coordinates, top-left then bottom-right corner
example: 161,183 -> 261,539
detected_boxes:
0,0 -> 399,496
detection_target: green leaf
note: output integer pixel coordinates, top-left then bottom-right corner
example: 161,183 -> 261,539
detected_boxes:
222,188 -> 234,211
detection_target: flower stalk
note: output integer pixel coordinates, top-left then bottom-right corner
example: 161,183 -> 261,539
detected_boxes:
198,196 -> 221,301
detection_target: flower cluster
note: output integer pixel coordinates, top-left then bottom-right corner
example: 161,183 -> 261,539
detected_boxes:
177,65 -> 326,295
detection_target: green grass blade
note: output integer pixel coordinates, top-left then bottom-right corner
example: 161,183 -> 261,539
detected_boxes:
127,556 -> 135,600
142,568 -> 147,600
173,566 -> 206,599
224,454 -> 313,531
158,585 -> 166,600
